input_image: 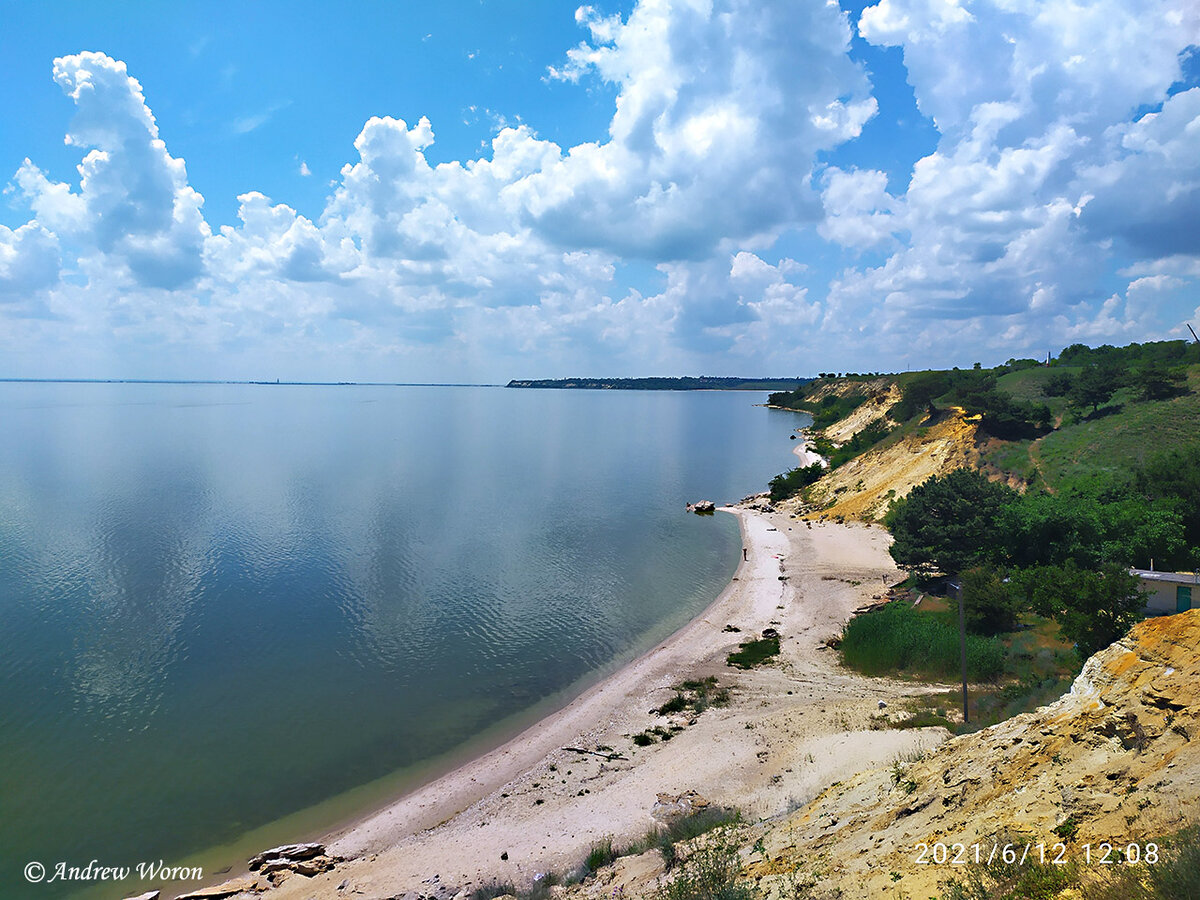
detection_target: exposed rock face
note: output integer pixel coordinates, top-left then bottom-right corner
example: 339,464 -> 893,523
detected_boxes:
649,790 -> 710,824
817,381 -> 902,445
796,407 -> 978,522
687,500 -> 716,513
749,609 -> 1200,899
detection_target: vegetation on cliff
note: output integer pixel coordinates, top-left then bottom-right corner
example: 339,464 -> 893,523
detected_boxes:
770,339 -> 1200,738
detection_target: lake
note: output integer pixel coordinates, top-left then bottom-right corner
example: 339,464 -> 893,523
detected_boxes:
0,382 -> 807,896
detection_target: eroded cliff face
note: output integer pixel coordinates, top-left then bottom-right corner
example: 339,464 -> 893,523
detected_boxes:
748,610 -> 1200,899
793,408 -> 979,523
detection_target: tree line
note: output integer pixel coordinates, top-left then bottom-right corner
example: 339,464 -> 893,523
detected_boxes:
885,460 -> 1198,657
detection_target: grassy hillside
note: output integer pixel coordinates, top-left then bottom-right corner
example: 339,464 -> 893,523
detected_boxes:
989,364 -> 1200,492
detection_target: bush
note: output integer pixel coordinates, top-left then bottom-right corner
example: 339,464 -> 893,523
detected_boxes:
768,462 -> 824,501
659,836 -> 754,900
960,566 -> 1023,635
585,839 -> 618,872
726,635 -> 780,669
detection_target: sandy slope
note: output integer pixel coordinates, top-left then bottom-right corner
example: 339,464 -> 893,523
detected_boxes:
197,512 -> 947,900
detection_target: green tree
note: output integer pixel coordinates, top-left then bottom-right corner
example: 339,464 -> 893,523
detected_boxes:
1013,561 -> 1146,658
1138,444 -> 1200,550
892,371 -> 952,420
1002,489 -> 1187,570
885,469 -> 1018,577
767,463 -> 824,502
960,566 -> 1022,635
1067,365 -> 1121,415
1042,371 -> 1075,397
1136,360 -> 1187,401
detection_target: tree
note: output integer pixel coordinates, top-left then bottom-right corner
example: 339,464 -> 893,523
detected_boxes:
892,371 -> 952,421
1136,360 -> 1187,401
1138,445 -> 1200,550
768,463 -> 824,502
1042,371 -> 1075,397
885,469 -> 1018,577
1067,365 -> 1121,416
960,566 -> 1022,634
1014,562 -> 1146,658
1001,489 -> 1187,570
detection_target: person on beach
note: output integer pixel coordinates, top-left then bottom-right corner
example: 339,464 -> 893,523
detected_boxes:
743,547 -> 748,561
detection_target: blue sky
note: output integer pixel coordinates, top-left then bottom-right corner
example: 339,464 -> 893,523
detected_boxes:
1,0 -> 1198,381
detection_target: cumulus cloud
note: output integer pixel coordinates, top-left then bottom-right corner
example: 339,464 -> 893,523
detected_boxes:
819,0 -> 1200,360
0,223 -> 61,302
2,0 -> 1199,378
16,52 -> 209,290
528,0 -> 876,258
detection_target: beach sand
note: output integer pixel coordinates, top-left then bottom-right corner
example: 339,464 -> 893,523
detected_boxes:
792,434 -> 827,469
211,510 -> 946,900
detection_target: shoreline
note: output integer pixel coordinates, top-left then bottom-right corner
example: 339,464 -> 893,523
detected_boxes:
187,508 -> 948,900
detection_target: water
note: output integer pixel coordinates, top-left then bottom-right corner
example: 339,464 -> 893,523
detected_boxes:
0,383 -> 807,896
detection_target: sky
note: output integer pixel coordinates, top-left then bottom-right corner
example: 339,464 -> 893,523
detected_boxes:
1,0 -> 1198,382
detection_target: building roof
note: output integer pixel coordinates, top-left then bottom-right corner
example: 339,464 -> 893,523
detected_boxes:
1132,569 -> 1200,585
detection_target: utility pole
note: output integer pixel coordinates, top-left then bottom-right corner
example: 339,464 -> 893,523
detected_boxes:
950,579 -> 969,723
1188,323 -> 1199,345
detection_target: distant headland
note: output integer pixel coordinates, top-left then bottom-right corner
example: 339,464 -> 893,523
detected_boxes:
506,376 -> 811,391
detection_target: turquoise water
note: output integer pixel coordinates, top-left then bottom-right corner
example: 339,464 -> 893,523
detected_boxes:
0,383 -> 805,896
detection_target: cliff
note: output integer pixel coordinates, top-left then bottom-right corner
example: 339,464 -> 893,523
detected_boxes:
759,608 -> 1200,897
555,610 -> 1200,899
794,408 -> 979,523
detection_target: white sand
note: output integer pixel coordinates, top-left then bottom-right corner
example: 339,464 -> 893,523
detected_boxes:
214,511 -> 946,900
792,435 -> 827,469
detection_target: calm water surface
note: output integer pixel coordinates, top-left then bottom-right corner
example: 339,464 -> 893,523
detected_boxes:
0,383 -> 807,896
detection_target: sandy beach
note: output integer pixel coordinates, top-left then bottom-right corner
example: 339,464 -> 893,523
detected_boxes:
792,437 -> 827,469
199,508 -> 946,900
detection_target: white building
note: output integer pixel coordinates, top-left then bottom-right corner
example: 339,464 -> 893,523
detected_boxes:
1132,569 -> 1199,615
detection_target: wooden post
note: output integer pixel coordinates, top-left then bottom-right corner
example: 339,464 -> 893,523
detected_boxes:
951,579 -> 969,724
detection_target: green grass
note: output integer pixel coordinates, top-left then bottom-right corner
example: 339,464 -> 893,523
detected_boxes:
726,635 -> 780,669
652,677 -> 731,716
865,612 -> 1081,734
659,833 -> 753,900
840,601 -> 1005,682
1031,383 -> 1200,491
573,808 -> 743,888
995,365 -> 1079,418
970,365 -> 1200,492
978,438 -> 1038,484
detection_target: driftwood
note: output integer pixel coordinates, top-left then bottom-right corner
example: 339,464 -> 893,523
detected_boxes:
563,746 -> 627,761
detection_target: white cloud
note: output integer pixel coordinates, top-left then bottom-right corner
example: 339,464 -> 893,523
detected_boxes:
2,0 -> 1199,379
818,168 -> 899,250
816,0 -> 1200,360
16,52 -> 210,291
0,222 -> 61,302
528,0 -> 876,258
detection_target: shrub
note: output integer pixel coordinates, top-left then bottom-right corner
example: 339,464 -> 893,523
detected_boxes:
585,839 -> 618,872
726,635 -> 780,669
659,835 -> 754,900
768,463 -> 824,501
